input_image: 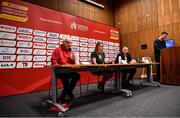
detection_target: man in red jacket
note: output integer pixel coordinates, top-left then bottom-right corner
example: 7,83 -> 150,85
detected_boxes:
51,39 -> 80,103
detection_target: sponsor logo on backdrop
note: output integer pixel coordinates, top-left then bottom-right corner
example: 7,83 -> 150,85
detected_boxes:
88,53 -> 91,57
0,40 -> 16,47
47,32 -> 59,38
71,46 -> 79,51
33,36 -> 46,42
17,27 -> 33,34
17,48 -> 32,54
33,49 -> 46,55
102,41 -> 108,45
93,30 -> 105,34
80,57 -> 89,62
70,21 -> 88,32
80,37 -> 88,42
71,41 -> 79,46
0,32 -> 16,40
110,30 -> 119,40
47,56 -> 52,61
88,38 -> 95,43
0,55 -> 16,61
114,47 -> 119,51
80,42 -> 88,47
16,62 -> 32,68
0,62 -> 16,68
71,36 -> 79,41
80,52 -> 88,56
17,34 -> 32,41
33,30 -> 47,36
33,43 -> 46,49
0,1 -> 29,22
103,46 -> 108,49
33,56 -> 46,61
95,40 -> 102,43
109,42 -> 114,45
17,41 -> 32,48
88,48 -> 94,52
0,24 -> 16,32
114,43 -> 119,47
105,58 -> 109,62
0,47 -> 16,54
47,50 -> 53,55
109,50 -> 115,53
47,44 -> 58,49
109,54 -> 115,58
88,43 -> 95,48
59,34 -> 70,40
33,62 -> 46,68
47,38 -> 59,44
80,47 -> 88,52
47,62 -> 51,66
105,53 -> 109,57
103,49 -> 108,53
109,46 -> 114,50
59,40 -> 63,44
17,55 -> 32,61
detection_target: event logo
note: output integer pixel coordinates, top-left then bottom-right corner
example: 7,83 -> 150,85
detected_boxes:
17,34 -> 32,41
17,55 -> 32,61
47,32 -> 59,38
71,46 -> 79,51
17,41 -> 33,48
0,47 -> 16,54
0,55 -> 16,61
109,50 -> 115,54
80,52 -> 88,56
33,30 -> 47,37
0,62 -> 16,68
33,56 -> 46,61
0,1 -> 29,22
0,32 -> 16,40
47,44 -> 58,49
109,46 -> 114,50
17,27 -> 33,34
110,30 -> 119,40
88,48 -> 94,52
47,50 -> 53,55
71,36 -> 79,41
33,36 -> 46,43
33,43 -> 46,49
0,24 -> 16,32
80,37 -> 88,42
0,40 -> 16,47
33,62 -> 46,68
88,38 -> 96,43
71,41 -> 79,46
70,21 -> 88,32
17,48 -> 32,54
80,42 -> 88,47
80,47 -> 88,52
47,38 -> 59,44
16,62 -> 32,68
33,49 -> 46,55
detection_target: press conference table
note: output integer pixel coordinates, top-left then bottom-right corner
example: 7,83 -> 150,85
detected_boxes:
50,62 -> 159,104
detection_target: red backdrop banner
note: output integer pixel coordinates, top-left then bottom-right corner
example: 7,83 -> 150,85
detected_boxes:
0,0 -> 120,97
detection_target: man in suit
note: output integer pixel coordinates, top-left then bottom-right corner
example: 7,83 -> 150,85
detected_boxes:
153,32 -> 167,82
115,46 -> 137,88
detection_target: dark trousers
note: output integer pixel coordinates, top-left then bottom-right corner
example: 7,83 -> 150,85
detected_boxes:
56,72 -> 80,102
122,69 -> 136,86
157,64 -> 160,82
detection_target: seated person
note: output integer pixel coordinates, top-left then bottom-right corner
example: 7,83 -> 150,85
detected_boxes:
91,41 -> 114,92
115,46 -> 136,88
51,39 -> 80,103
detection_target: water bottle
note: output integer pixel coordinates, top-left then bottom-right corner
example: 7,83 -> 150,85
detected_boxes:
118,56 -> 122,64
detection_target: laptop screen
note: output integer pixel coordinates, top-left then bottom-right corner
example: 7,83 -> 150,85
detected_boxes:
165,39 -> 174,48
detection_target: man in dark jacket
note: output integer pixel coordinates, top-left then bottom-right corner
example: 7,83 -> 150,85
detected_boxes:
153,32 -> 167,82
115,46 -> 136,88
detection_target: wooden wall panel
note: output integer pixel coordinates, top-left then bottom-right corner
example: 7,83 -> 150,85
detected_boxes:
23,0 -> 114,26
